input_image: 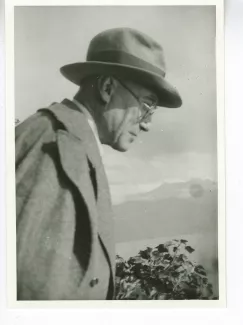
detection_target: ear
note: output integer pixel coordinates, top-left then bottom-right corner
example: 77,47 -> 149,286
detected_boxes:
97,76 -> 115,104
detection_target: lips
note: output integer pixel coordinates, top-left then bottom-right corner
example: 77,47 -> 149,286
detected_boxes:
129,130 -> 139,137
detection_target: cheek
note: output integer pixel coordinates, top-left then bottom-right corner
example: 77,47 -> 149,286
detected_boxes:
115,107 -> 138,135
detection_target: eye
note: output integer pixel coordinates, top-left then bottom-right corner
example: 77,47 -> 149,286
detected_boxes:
142,97 -> 157,108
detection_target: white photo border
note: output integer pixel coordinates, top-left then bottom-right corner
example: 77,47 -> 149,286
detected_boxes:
3,0 -> 232,318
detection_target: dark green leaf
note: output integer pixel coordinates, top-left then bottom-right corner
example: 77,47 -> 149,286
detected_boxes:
139,249 -> 150,259
156,244 -> 169,253
195,265 -> 207,276
180,239 -> 188,244
185,246 -> 195,253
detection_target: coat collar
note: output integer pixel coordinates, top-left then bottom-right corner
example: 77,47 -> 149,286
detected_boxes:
47,98 -> 104,169
39,100 -> 115,285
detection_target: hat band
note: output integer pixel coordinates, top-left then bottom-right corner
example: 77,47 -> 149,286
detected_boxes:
87,50 -> 166,78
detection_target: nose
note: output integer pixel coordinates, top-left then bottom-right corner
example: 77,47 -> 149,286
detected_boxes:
139,121 -> 151,132
139,114 -> 152,132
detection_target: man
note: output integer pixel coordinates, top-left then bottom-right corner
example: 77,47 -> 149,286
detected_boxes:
16,28 -> 182,300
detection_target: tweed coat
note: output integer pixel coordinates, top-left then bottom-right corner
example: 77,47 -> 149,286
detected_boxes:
15,99 -> 115,300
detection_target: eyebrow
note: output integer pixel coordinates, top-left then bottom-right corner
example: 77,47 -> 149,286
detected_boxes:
121,78 -> 158,104
143,94 -> 158,103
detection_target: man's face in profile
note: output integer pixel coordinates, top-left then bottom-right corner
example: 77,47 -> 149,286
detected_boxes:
100,80 -> 158,152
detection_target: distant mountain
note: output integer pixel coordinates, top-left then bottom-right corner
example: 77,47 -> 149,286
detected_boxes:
114,179 -> 218,243
130,178 -> 218,201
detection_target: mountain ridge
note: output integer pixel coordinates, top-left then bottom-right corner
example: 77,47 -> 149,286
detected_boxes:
114,178 -> 218,243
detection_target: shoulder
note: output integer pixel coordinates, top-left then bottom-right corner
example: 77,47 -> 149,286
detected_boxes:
46,101 -> 94,143
15,108 -> 64,140
15,101 -> 95,171
15,109 -> 65,166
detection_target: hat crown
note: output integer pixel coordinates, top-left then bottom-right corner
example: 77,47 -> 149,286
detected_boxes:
86,28 -> 166,76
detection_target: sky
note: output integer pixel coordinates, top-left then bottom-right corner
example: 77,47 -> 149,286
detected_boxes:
15,6 -> 217,205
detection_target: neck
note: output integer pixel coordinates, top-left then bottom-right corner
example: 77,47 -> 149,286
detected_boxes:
74,93 -> 107,144
74,94 -> 95,118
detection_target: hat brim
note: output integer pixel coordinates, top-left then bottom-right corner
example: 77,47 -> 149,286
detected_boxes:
60,62 -> 182,108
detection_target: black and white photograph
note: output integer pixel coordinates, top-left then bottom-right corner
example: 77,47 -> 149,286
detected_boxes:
12,4 -> 224,303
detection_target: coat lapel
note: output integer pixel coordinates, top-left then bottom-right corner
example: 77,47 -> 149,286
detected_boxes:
39,100 -> 115,276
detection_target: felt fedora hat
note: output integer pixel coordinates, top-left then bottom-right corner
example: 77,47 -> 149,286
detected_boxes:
60,28 -> 182,108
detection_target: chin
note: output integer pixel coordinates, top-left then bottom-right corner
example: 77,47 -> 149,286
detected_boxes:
111,144 -> 129,152
110,134 -> 135,152
111,141 -> 131,152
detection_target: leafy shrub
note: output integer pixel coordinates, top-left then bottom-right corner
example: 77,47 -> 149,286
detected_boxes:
115,239 -> 217,300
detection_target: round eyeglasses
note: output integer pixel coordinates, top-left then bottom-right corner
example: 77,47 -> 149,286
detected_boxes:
116,78 -> 157,123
